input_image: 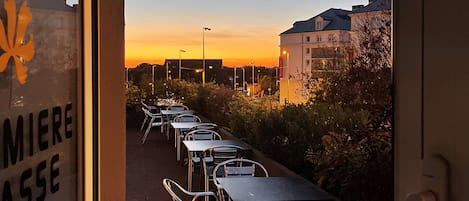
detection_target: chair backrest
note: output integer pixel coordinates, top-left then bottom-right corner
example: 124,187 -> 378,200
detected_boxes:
190,123 -> 218,132
214,158 -> 269,179
143,107 -> 161,117
202,145 -> 245,170
141,107 -> 149,115
173,114 -> 201,123
162,178 -> 218,201
168,104 -> 189,111
212,158 -> 268,201
185,129 -> 222,141
141,100 -> 157,110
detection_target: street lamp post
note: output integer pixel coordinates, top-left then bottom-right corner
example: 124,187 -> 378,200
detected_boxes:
179,49 -> 186,80
203,27 -> 211,87
233,67 -> 236,89
125,67 -> 129,89
165,61 -> 170,81
251,62 -> 255,94
282,50 -> 290,104
241,67 -> 245,91
152,65 -> 156,95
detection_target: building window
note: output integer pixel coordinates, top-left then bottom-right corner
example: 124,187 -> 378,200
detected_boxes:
306,59 -> 310,66
316,21 -> 323,30
306,36 -> 310,42
306,48 -> 310,54
317,35 -> 322,42
328,34 -> 334,42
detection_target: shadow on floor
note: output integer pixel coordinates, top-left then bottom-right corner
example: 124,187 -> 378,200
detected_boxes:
126,127 -> 206,201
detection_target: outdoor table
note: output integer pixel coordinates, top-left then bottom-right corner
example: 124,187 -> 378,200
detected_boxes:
160,109 -> 193,139
183,140 -> 252,191
170,122 -> 203,161
216,177 -> 336,201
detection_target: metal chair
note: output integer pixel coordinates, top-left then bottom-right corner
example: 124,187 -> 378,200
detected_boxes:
162,178 -> 218,201
185,129 -> 223,169
173,114 -> 202,147
201,145 -> 245,194
212,158 -> 269,201
168,104 -> 189,111
189,122 -> 218,132
140,107 -> 150,131
141,108 -> 163,144
141,100 -> 157,111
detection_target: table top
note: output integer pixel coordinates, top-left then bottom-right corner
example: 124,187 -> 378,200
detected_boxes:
160,109 -> 193,115
183,140 -> 252,152
170,122 -> 202,129
216,177 -> 336,201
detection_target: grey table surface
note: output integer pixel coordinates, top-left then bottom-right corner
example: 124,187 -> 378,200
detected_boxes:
183,140 -> 252,152
216,177 -> 336,201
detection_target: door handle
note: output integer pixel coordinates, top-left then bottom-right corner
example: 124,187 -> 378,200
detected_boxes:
406,154 -> 449,201
406,191 -> 437,201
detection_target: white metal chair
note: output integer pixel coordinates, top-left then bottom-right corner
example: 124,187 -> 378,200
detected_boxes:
140,107 -> 150,131
201,145 -> 245,194
140,100 -> 158,131
141,108 -> 163,144
173,114 -> 202,147
163,104 -> 191,140
189,123 -> 218,132
163,178 -> 218,201
212,158 -> 269,201
141,100 -> 157,111
168,104 -> 189,111
185,129 -> 223,169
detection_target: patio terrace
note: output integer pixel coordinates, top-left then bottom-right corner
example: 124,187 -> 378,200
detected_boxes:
126,124 -> 305,201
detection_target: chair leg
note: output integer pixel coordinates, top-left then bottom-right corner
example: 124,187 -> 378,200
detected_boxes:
140,116 -> 148,131
142,126 -> 151,144
142,118 -> 154,144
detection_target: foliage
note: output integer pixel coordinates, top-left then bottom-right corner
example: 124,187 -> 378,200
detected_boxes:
312,130 -> 392,201
258,75 -> 278,95
229,102 -> 369,179
304,10 -> 393,201
125,81 -> 142,104
313,66 -> 392,131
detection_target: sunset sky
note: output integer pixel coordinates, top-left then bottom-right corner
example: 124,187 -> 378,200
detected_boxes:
124,0 -> 368,67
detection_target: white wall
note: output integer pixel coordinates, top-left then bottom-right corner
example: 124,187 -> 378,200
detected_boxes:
396,0 -> 469,200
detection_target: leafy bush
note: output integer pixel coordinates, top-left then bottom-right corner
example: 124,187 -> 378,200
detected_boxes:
312,130 -> 392,201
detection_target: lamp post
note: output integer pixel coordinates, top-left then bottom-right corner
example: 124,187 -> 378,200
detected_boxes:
165,61 -> 170,81
125,67 -> 129,88
282,50 -> 290,104
179,49 -> 186,80
251,62 -> 255,94
241,67 -> 246,91
152,64 -> 156,95
202,27 -> 211,87
233,67 -> 237,89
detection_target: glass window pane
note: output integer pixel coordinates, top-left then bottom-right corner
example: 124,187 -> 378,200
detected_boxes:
0,1 -> 81,200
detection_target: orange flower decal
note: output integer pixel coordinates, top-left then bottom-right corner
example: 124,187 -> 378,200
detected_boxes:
0,0 -> 35,84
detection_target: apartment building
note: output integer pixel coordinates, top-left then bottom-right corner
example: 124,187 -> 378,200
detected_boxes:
279,8 -> 352,104
278,0 -> 391,105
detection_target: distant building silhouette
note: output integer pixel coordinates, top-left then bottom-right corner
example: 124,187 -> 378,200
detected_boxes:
163,59 -> 225,84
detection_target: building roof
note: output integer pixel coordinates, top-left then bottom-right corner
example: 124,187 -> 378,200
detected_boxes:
351,0 -> 391,13
281,8 -> 351,35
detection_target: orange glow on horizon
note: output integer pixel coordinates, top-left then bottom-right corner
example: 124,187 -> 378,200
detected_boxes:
125,57 -> 278,68
125,28 -> 281,68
